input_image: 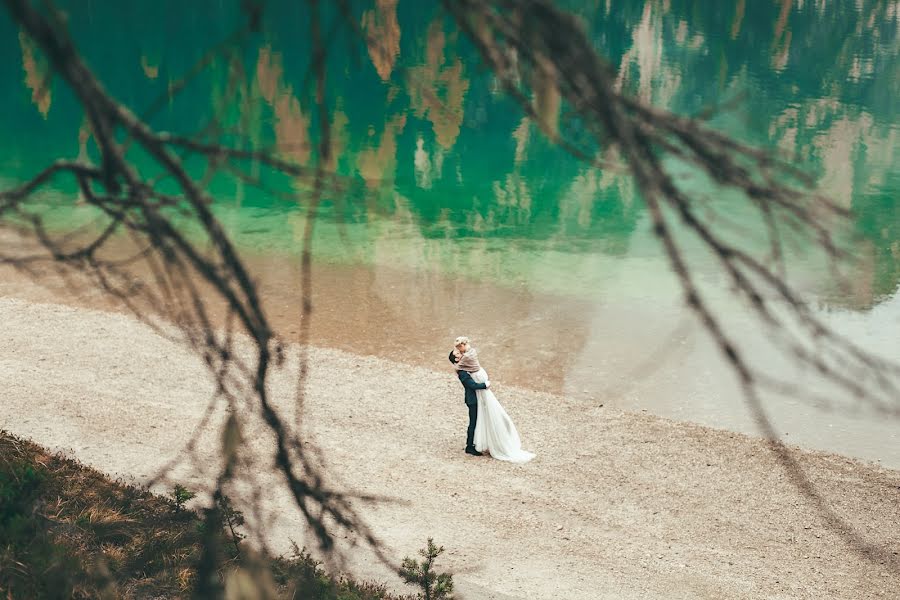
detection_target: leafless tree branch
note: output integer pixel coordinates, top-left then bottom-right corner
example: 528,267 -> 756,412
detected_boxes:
444,0 -> 900,569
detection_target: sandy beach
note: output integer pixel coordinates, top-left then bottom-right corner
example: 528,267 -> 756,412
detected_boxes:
1,294 -> 899,599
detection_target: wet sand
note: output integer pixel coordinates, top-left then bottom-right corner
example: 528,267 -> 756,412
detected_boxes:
0,226 -> 597,396
1,295 -> 899,599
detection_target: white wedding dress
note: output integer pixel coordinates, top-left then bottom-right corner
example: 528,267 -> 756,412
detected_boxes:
470,368 -> 535,463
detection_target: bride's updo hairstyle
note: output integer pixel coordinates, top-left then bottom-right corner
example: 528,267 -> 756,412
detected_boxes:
454,336 -> 469,348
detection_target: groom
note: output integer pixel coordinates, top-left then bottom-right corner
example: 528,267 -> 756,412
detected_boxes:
448,350 -> 490,457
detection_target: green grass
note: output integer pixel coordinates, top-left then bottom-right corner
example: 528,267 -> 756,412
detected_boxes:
0,430 -> 410,599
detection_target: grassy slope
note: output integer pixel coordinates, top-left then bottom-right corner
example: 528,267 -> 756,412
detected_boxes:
0,430 -> 406,599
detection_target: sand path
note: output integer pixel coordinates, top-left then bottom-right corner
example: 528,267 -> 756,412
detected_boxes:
1,296 -> 899,599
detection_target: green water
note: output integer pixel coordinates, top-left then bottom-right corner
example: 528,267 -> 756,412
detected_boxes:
3,0 -> 898,299
2,1 -> 900,463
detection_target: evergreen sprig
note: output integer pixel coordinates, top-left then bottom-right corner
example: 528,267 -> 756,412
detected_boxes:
398,538 -> 454,600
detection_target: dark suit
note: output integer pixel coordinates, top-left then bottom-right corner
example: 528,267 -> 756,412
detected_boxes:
457,369 -> 487,449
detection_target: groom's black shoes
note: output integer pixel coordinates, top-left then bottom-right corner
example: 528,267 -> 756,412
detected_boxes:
465,446 -> 483,457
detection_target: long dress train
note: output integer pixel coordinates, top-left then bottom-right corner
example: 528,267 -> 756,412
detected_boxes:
470,368 -> 535,463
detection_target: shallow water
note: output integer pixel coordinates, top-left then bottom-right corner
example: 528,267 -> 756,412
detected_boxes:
1,1 -> 899,465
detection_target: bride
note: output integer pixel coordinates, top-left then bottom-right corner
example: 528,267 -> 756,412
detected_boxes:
452,337 -> 535,464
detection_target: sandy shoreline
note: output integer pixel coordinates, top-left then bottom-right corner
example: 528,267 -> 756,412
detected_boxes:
2,295 -> 899,599
2,227 -> 897,470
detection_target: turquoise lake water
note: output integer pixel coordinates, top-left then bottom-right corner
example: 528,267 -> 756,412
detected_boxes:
2,1 -> 899,464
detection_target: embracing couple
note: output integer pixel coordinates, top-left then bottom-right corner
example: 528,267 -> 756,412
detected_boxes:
449,336 -> 535,464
